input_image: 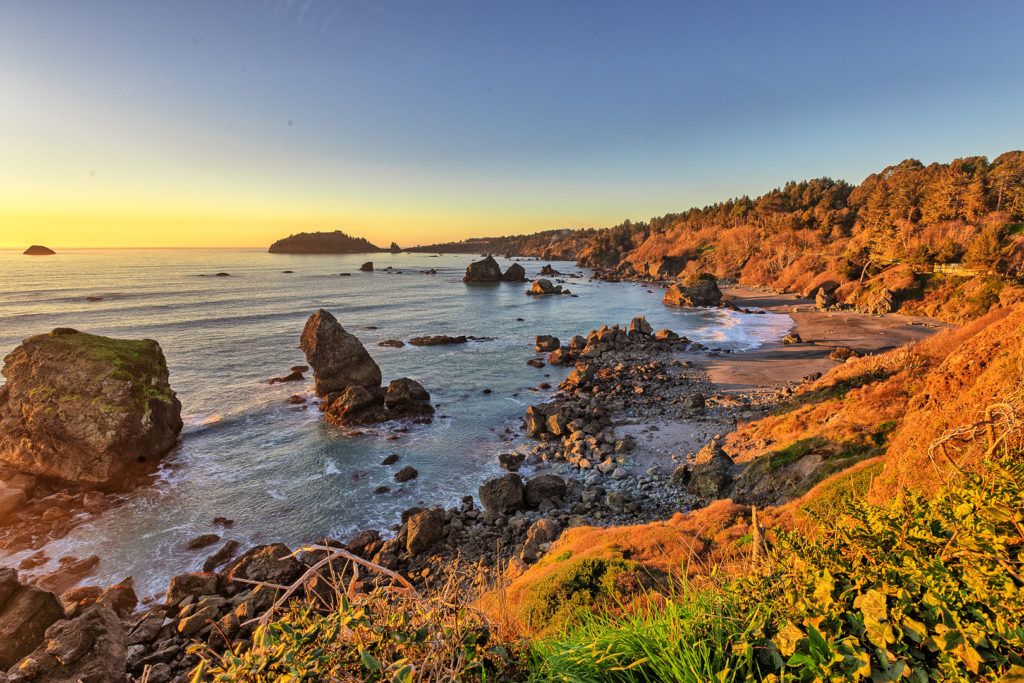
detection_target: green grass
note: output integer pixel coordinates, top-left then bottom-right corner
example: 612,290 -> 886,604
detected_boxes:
529,584 -> 763,683
761,436 -> 827,473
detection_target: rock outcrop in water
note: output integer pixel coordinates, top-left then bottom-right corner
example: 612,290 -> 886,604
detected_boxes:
22,245 -> 55,255
662,273 -> 722,307
0,328 -> 183,489
300,310 -> 432,426
300,310 -> 382,396
463,255 -> 503,283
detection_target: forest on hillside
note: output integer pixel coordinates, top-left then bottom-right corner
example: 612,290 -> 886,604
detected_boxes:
418,151 -> 1024,322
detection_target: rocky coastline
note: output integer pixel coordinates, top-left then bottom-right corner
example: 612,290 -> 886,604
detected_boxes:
0,269 -> 947,682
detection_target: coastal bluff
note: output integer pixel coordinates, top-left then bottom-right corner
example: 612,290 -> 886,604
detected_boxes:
0,328 -> 182,489
268,230 -> 387,254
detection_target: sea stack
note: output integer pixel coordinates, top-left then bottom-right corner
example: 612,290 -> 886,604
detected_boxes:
463,255 -> 503,283
300,309 -> 382,396
23,245 -> 55,255
0,328 -> 182,489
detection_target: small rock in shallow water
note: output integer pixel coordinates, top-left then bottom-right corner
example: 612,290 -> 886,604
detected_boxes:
382,454 -> 400,465
394,466 -> 418,483
187,534 -> 221,550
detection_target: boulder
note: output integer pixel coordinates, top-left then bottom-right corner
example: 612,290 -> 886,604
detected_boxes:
520,518 -> 562,563
405,508 -> 445,554
408,335 -> 468,346
0,571 -> 65,670
478,474 -> 524,513
535,335 -> 560,352
394,466 -> 418,483
23,245 -> 55,256
384,378 -> 430,408
359,262 -> 374,272
662,274 -> 722,307
463,256 -> 503,283
300,309 -> 382,396
524,474 -> 566,508
782,332 -> 803,344
221,544 -> 305,586
498,452 -> 525,472
0,329 -> 182,489
7,604 -> 126,683
502,263 -> 527,282
654,329 -> 679,341
165,573 -> 218,607
629,316 -> 653,335
686,443 -> 734,503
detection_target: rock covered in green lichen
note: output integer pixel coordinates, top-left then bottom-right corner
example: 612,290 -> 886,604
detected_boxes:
0,328 -> 182,489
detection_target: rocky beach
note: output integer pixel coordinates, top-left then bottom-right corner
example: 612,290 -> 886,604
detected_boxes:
0,252 -> 950,681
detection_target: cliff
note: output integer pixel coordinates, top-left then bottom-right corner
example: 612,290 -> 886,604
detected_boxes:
268,230 -> 383,254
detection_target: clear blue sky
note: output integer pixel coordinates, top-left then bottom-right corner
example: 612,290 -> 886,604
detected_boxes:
1,0 -> 1022,247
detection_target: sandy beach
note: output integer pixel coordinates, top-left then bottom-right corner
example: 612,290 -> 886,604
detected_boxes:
684,284 -> 949,394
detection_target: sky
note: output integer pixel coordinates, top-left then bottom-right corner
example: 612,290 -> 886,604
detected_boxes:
1,1 -> 1023,249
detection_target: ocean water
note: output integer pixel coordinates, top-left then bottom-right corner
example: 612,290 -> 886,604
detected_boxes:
0,248 -> 792,596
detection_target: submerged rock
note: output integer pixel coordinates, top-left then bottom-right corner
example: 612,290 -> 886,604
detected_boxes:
0,328 -> 182,489
300,309 -> 382,396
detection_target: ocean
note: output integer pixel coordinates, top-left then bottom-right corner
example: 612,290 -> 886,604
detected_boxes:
0,248 -> 792,596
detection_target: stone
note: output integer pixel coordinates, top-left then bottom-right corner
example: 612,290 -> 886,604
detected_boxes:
35,556 -> 100,595
0,329 -> 182,488
390,241 -> 402,253
378,339 -> 405,348
0,573 -> 65,670
99,582 -> 137,618
165,573 -> 218,608
520,518 -> 562,563
222,544 -> 305,586
203,540 -> 241,572
23,245 -> 56,255
360,261 -> 374,272
463,255 -> 503,282
654,328 -> 679,340
382,453 -> 400,465
687,444 -> 735,503
502,263 -> 527,282
177,604 -> 219,636
187,533 -> 221,550
535,335 -> 560,352
408,335 -> 468,346
300,309 -> 382,396
478,474 -> 524,513
682,393 -> 705,410
662,273 -> 722,307
268,370 -> 304,384
629,316 -> 653,335
406,508 -> 445,554
782,332 -> 803,344
670,465 -> 690,487
8,604 -> 126,683
384,377 -> 430,408
526,279 -> 567,296
394,466 -> 418,483
524,475 -> 566,508
498,452 -> 525,472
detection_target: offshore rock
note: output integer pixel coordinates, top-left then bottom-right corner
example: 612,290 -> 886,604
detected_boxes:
0,329 -> 182,489
300,309 -> 382,396
463,255 -> 503,283
662,273 -> 722,307
527,279 -> 569,296
502,263 -> 527,282
360,261 -> 374,272
22,246 -> 55,256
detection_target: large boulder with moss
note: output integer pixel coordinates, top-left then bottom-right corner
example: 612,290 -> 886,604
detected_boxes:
0,328 -> 182,489
662,273 -> 722,307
